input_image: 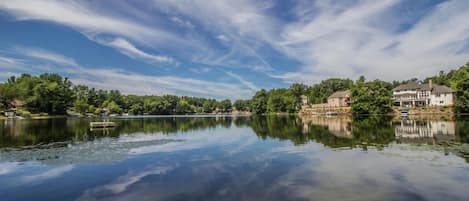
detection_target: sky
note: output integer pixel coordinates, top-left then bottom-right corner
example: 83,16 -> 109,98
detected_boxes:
0,0 -> 468,100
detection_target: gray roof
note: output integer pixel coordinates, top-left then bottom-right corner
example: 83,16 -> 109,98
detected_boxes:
393,82 -> 454,93
432,85 -> 454,93
328,90 -> 350,99
392,82 -> 421,91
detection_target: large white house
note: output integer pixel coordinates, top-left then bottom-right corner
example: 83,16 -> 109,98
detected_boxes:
393,80 -> 454,107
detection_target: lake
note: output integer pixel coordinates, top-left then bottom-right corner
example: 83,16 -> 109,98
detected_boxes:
1,115 -> 469,201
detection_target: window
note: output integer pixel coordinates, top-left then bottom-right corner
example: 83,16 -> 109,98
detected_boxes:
419,91 -> 427,97
440,101 -> 444,104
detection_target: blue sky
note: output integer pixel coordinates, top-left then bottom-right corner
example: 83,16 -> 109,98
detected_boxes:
0,0 -> 468,99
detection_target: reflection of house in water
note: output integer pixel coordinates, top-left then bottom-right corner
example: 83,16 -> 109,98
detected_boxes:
302,116 -> 352,138
394,119 -> 455,144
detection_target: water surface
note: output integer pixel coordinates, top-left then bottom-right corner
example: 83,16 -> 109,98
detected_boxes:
1,115 -> 469,201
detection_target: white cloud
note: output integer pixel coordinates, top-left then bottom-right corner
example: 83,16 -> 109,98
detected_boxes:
13,47 -> 79,67
225,71 -> 259,91
0,0 -> 179,46
75,165 -> 174,201
170,16 -> 195,29
104,166 -> 173,194
251,65 -> 274,73
189,67 -> 211,74
1,0 -> 469,88
0,162 -> 17,175
0,56 -> 23,64
72,69 -> 254,99
216,34 -> 230,42
20,165 -> 74,184
105,37 -> 174,64
8,47 -> 254,99
275,0 -> 469,83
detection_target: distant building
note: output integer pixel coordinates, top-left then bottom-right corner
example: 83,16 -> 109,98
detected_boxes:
393,80 -> 454,107
327,90 -> 351,107
3,99 -> 24,118
300,95 -> 309,106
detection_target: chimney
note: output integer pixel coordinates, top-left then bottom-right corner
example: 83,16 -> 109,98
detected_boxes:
429,79 -> 433,89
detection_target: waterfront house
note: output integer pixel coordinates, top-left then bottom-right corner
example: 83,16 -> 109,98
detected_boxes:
3,99 -> 24,118
327,90 -> 351,107
392,80 -> 454,107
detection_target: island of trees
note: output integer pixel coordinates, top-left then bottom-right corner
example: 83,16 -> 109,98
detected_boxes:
0,62 -> 468,118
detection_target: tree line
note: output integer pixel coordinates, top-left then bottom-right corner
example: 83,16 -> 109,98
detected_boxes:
1,62 -> 468,116
0,74 -> 232,115
235,62 -> 469,115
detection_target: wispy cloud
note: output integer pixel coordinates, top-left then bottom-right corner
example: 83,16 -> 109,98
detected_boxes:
225,71 -> 259,91
14,47 -> 79,67
274,0 -> 469,83
7,47 -> 254,99
189,67 -> 212,74
0,162 -> 17,176
1,0 -> 469,91
20,165 -> 74,184
170,16 -> 195,29
0,0 -> 179,45
103,37 -> 175,64
0,55 -> 23,64
216,34 -> 230,43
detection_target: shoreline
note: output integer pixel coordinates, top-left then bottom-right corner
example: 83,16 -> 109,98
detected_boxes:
1,113 -> 253,120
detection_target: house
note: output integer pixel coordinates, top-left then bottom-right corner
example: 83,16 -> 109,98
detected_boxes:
3,99 -> 24,118
393,80 -> 454,107
300,95 -> 309,106
327,90 -> 351,107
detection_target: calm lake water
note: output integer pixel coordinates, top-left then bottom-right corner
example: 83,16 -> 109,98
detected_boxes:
1,115 -> 469,201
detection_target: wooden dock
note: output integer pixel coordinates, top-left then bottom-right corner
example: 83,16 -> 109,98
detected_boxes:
90,122 -> 116,128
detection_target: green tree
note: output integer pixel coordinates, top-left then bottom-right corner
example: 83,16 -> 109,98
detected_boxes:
454,75 -> 469,113
267,89 -> 286,113
251,89 -> 268,114
233,99 -> 251,111
25,74 -> 74,114
104,100 -> 123,114
176,99 -> 193,114
217,99 -> 232,112
446,63 -> 469,113
74,99 -> 89,114
202,99 -> 216,113
351,79 -> 393,114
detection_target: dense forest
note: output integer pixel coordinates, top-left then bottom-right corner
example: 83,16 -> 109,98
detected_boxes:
0,62 -> 468,116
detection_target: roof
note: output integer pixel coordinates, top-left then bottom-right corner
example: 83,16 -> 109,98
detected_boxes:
393,82 -> 454,93
392,82 -> 421,91
328,90 -> 350,99
432,85 -> 454,93
10,99 -> 24,107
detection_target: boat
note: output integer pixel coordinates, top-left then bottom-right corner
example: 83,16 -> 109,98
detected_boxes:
90,122 -> 116,128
